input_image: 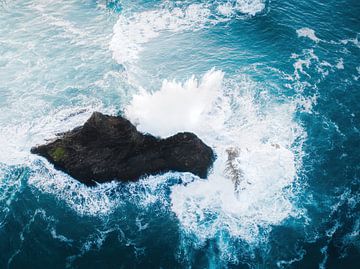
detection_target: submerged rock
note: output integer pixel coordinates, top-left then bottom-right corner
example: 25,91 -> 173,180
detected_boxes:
31,112 -> 215,186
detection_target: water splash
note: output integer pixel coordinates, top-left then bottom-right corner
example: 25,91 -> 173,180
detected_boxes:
125,69 -> 306,256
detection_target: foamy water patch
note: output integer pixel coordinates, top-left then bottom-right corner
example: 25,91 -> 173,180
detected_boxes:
0,102 -> 114,165
110,3 -> 213,64
29,161 -> 122,216
235,0 -> 266,16
110,1 -> 266,65
28,160 -> 193,216
297,28 -> 320,43
217,0 -> 266,17
0,98 -> 122,216
125,69 -> 306,252
340,36 -> 360,48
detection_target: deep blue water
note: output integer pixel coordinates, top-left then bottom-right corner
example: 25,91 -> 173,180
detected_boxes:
0,0 -> 359,268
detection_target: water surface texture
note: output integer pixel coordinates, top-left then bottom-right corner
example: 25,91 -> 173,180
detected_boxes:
0,0 -> 359,268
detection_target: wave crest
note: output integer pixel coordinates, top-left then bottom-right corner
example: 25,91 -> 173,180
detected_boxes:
125,69 -> 306,253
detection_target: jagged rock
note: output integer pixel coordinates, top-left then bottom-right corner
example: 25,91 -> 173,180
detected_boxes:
31,112 -> 215,186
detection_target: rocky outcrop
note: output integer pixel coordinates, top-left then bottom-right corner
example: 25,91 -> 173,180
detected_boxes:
31,112 -> 215,186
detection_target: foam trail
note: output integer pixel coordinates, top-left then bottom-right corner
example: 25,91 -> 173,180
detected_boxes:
110,3 -> 213,65
29,162 -> 122,216
125,69 -> 306,252
110,1 -> 266,65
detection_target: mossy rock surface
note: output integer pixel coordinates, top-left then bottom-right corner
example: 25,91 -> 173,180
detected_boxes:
50,147 -> 66,162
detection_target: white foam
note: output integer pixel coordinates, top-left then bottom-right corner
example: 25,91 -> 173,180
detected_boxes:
50,227 -> 74,244
217,2 -> 235,17
336,58 -> 344,69
0,99 -> 121,217
0,104 -> 112,165
340,37 -> 360,48
125,69 -> 226,138
125,69 -> 306,248
290,48 -> 345,82
28,157 -> 187,216
29,161 -> 123,216
110,1 -> 266,65
217,0 -> 266,17
291,49 -> 320,79
110,3 -> 213,65
235,0 -> 266,16
297,28 -> 320,43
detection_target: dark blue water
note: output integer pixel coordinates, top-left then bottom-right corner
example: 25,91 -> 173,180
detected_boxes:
0,0 -> 359,268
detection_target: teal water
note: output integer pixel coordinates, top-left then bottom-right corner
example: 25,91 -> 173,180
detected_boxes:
0,0 -> 359,268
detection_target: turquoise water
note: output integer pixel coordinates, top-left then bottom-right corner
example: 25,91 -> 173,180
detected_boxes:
0,0 -> 359,268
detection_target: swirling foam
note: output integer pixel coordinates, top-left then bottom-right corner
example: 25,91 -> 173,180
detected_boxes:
110,3 -> 213,65
110,1 -> 266,65
125,69 -> 306,255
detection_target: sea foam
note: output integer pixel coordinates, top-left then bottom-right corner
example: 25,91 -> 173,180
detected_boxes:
125,69 -> 306,253
296,28 -> 320,43
235,0 -> 266,16
110,1 -> 266,65
110,3 -> 213,65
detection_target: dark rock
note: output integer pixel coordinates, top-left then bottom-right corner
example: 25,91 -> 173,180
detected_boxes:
31,112 -> 215,186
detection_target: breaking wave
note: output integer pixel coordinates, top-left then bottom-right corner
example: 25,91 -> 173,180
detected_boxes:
125,69 -> 306,256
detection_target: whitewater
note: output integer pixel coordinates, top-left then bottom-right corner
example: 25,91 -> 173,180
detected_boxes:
0,0 -> 359,268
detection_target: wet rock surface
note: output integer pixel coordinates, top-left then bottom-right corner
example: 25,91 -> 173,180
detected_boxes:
31,112 -> 215,186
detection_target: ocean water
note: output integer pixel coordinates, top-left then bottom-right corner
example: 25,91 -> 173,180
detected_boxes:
0,0 -> 359,268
